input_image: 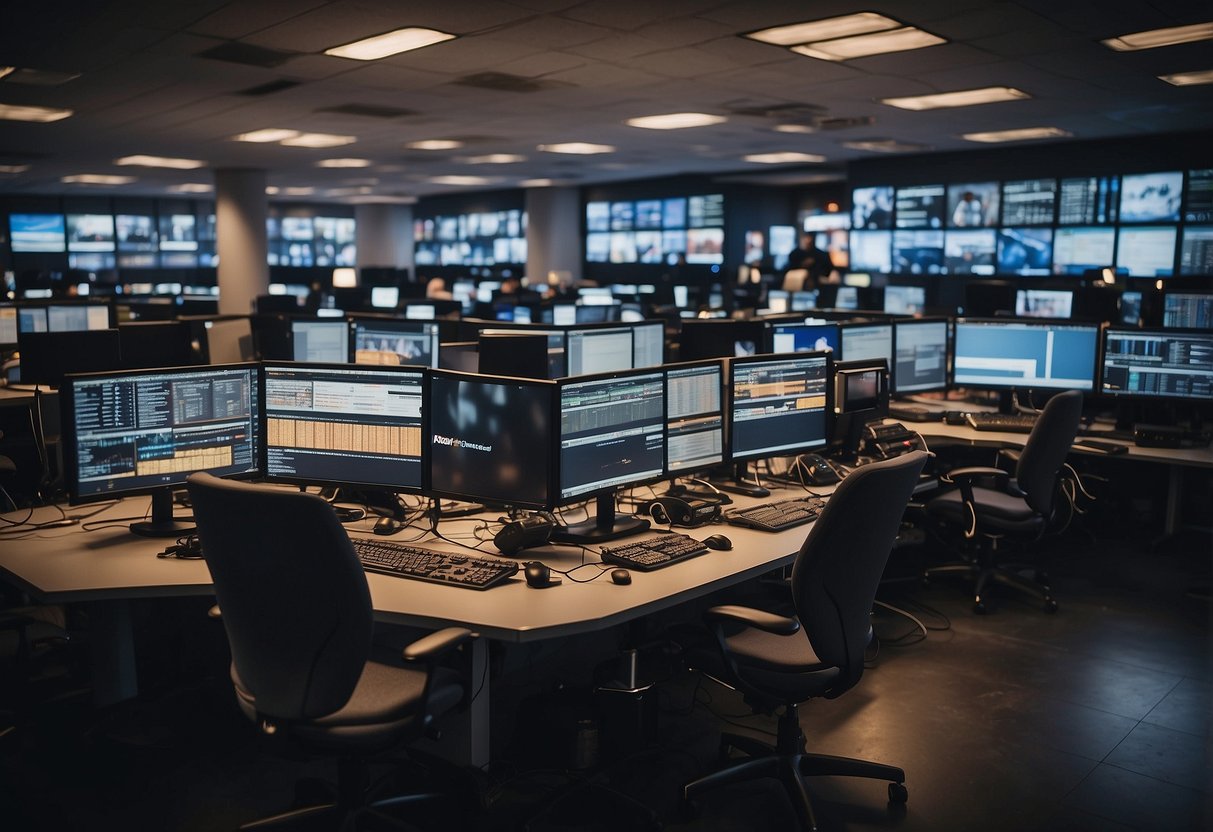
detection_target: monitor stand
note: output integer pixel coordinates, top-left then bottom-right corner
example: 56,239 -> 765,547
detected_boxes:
998,390 -> 1016,415
551,493 -> 649,544
131,488 -> 196,538
710,462 -> 770,498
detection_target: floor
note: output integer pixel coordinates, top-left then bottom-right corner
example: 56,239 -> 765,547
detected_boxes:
1,487 -> 1210,831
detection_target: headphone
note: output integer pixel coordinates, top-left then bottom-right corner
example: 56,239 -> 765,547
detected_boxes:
158,534 -> 203,559
642,496 -> 721,528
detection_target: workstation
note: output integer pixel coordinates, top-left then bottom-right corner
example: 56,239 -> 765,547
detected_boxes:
1,2 -> 1211,831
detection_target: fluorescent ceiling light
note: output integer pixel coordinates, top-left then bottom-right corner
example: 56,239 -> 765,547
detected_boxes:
0,67 -> 15,80
170,183 -> 213,193
537,142 -> 614,154
0,102 -> 73,122
743,151 -> 826,164
0,164 -> 30,173
746,13 -> 899,46
626,112 -> 727,130
280,186 -> 316,196
234,128 -> 299,143
962,126 -> 1072,143
519,178 -> 555,187
843,139 -> 931,153
774,123 -> 816,134
324,27 -> 456,60
115,154 -> 204,170
882,86 -> 1029,110
791,27 -> 946,61
462,153 -> 526,164
429,175 -> 496,186
280,132 -> 356,148
407,139 -> 463,150
1160,68 -> 1213,86
316,158 -> 372,168
1102,21 -> 1213,51
61,174 -> 135,185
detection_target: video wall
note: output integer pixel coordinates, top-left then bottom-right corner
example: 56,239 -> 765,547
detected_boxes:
584,193 -> 725,265
413,209 -> 527,267
268,212 -> 356,268
848,169 -> 1211,278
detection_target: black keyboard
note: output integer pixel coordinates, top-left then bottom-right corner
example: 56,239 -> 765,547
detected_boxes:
600,533 -> 710,571
726,496 -> 825,533
351,538 -> 518,590
966,412 -> 1038,433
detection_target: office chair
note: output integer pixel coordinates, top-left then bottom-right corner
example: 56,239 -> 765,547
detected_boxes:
924,389 -> 1084,613
683,451 -> 928,832
782,269 -> 809,293
186,472 -> 474,831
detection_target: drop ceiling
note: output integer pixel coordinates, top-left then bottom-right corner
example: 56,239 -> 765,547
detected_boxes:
0,0 -> 1210,201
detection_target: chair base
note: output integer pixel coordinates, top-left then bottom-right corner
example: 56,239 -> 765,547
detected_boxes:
925,561 -> 1057,614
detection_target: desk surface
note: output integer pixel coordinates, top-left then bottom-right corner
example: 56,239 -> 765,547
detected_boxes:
0,486 -> 837,643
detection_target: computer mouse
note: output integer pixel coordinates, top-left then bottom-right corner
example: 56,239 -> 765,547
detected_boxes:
372,515 -> 399,535
610,568 -> 632,585
524,561 -> 560,588
703,534 -> 733,551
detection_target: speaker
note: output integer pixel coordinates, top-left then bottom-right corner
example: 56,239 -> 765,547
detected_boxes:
642,496 -> 720,528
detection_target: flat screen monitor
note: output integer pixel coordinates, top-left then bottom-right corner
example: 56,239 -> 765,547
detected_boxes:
565,327 -> 633,376
118,321 -> 193,369
1185,169 -> 1213,222
729,353 -> 830,462
1001,178 -> 1056,226
998,228 -> 1053,275
17,329 -> 122,387
9,213 -> 66,252
944,230 -> 997,274
0,305 -> 18,347
851,187 -> 893,230
202,317 -> 256,364
263,363 -> 424,492
17,301 -> 114,333
1179,226 -> 1213,275
892,230 -> 944,274
840,322 -> 893,365
480,326 -> 565,377
849,230 -> 892,273
665,360 -> 725,475
1116,226 -> 1176,277
894,184 -> 945,229
1119,172 -> 1183,223
1052,227 -> 1116,274
884,285 -> 925,315
403,303 -> 435,320
791,290 -> 819,311
1100,328 -> 1213,400
679,319 -> 765,360
947,182 -> 1000,228
892,318 -> 948,395
428,370 -> 554,509
766,289 -> 789,313
1162,293 -> 1213,329
1015,289 -> 1073,319
952,319 -> 1099,392
66,214 -> 116,252
63,364 -> 262,536
834,286 -> 860,309
1119,291 -> 1144,326
1058,176 -> 1118,225
632,321 -> 665,368
770,321 -> 839,355
351,320 -> 439,368
291,319 -> 349,363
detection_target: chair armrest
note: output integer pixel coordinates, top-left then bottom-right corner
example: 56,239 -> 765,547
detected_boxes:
402,627 -> 474,663
943,466 -> 1010,484
704,605 -> 800,636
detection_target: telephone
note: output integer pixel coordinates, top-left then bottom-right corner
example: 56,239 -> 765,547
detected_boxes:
865,422 -> 925,459
789,454 -> 840,486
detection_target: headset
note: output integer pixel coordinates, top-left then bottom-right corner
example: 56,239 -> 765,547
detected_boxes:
642,496 -> 721,528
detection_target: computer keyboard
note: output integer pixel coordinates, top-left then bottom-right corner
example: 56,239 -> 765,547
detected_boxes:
350,538 -> 518,590
725,496 -> 825,533
599,533 -> 710,571
965,412 -> 1038,433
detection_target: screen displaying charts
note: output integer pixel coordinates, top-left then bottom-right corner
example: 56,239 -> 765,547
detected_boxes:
895,185 -> 946,229
1001,179 -> 1056,226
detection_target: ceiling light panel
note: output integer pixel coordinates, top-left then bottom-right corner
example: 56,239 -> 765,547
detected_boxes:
324,27 -> 456,61
1102,21 -> 1213,51
538,142 -> 615,154
233,128 -> 299,143
429,175 -> 496,186
462,154 -> 526,164
743,151 -> 826,164
61,174 -> 135,185
115,155 -> 204,169
626,112 -> 728,129
280,133 -> 356,148
962,127 -> 1072,143
0,164 -> 30,173
170,183 -> 213,193
791,27 -> 946,61
316,158 -> 372,168
1159,68 -> 1213,86
882,86 -> 1030,110
0,102 -> 72,122
407,139 -> 463,150
773,123 -> 816,134
746,13 -> 900,46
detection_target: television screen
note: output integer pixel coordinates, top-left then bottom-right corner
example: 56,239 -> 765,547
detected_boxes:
685,228 -> 723,264
688,194 -> 724,227
998,228 -> 1053,275
609,232 -> 637,263
280,217 -> 314,241
850,230 -> 892,272
635,200 -> 663,229
1116,226 -> 1176,277
892,230 -> 944,274
1162,293 -> 1213,329
947,182 -> 1000,228
944,230 -> 997,274
1185,169 -> 1213,222
1120,172 -> 1183,222
663,198 -> 687,228
884,285 -> 926,315
586,201 -> 610,232
116,215 -> 157,251
770,321 -> 839,355
610,202 -> 634,231
586,232 -> 610,262
1058,176 -> 1119,225
66,214 -> 116,252
1179,226 -> 1213,276
1001,178 -> 1056,226
635,231 -> 663,263
1052,227 -> 1116,274
10,213 -> 66,252
159,214 -> 197,251
1015,289 -> 1073,319
851,186 -> 894,229
894,184 -> 946,229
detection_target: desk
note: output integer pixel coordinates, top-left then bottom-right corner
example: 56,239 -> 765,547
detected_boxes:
0,486 -> 835,766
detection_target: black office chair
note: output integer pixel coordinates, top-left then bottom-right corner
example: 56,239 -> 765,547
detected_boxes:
186,472 -> 474,831
683,451 -> 928,832
924,389 -> 1084,613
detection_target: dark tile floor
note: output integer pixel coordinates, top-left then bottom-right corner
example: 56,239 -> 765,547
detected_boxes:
1,525 -> 1209,831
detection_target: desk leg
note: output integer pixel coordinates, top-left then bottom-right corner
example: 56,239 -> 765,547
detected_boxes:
82,600 -> 137,707
420,637 -> 490,769
1164,466 -> 1183,538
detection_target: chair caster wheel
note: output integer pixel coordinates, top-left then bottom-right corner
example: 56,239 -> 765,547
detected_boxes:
973,600 -> 988,614
888,782 -> 908,804
1044,599 -> 1058,613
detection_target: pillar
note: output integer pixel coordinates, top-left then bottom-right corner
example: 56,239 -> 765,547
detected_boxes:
525,186 -> 582,287
214,168 -> 269,315
355,203 -> 414,274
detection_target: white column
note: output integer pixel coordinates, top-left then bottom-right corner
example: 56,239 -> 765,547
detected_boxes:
525,186 -> 582,287
214,168 -> 269,315
355,203 -> 414,272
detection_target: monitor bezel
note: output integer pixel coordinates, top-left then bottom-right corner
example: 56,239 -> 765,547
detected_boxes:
1099,326 -> 1213,402
727,351 -> 834,464
950,317 -> 1100,394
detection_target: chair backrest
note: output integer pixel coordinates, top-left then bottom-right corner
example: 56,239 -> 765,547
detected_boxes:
186,472 -> 374,722
1014,390 -> 1083,515
790,451 -> 927,695
782,269 -> 809,293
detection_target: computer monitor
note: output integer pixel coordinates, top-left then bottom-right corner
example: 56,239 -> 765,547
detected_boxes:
565,326 -> 633,376
370,286 -> 400,309
1100,328 -> 1213,400
790,290 -> 819,311
834,285 -> 860,309
831,358 -> 890,461
1162,293 -> 1213,329
291,319 -> 349,363
768,321 -> 840,355
1015,289 -> 1074,319
351,319 -> 439,368
729,352 -> 831,463
117,321 -> 193,369
262,362 -> 425,492
892,318 -> 949,395
200,317 -> 256,364
1,304 -> 20,348
766,289 -> 790,313
427,369 -> 554,510
479,326 -> 566,377
17,300 -> 114,333
678,319 -> 766,360
17,329 -> 122,387
555,368 -> 665,542
883,285 -> 925,315
1116,226 -> 1177,277
665,360 -> 725,475
632,321 -> 665,368
63,364 -> 262,536
1052,227 -> 1116,274
551,302 -> 577,326
839,322 -> 893,365
403,303 -> 436,320
952,319 -> 1099,397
